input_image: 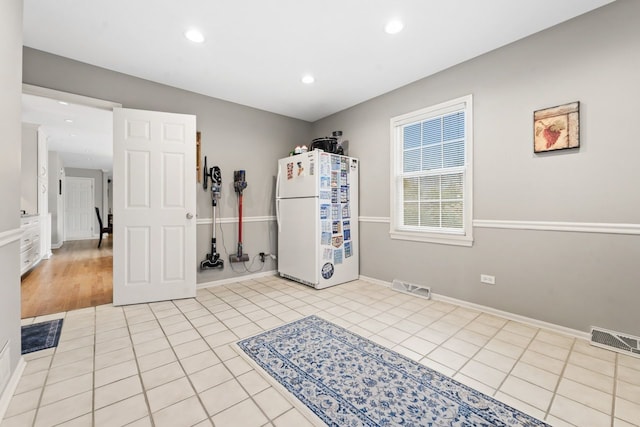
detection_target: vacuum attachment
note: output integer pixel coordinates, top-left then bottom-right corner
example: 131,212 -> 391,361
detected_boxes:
200,252 -> 223,269
229,250 -> 249,263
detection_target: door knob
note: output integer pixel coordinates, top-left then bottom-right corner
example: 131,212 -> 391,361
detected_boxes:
186,213 -> 194,219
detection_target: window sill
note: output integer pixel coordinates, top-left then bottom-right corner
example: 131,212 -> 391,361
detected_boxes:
389,230 -> 473,247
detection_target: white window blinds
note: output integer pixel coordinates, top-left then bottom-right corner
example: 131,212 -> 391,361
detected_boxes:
390,95 -> 473,246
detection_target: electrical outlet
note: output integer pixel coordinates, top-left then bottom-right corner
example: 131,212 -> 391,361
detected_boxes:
480,274 -> 495,285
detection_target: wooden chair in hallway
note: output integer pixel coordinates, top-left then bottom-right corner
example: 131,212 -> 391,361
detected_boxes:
95,207 -> 112,248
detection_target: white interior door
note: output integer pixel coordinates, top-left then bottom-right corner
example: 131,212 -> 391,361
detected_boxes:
113,107 -> 197,305
64,177 -> 94,240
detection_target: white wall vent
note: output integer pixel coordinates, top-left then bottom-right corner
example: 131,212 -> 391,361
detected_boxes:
590,326 -> 640,358
391,279 -> 431,300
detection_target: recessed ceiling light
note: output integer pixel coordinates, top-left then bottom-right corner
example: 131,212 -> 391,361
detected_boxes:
58,101 -> 68,106
385,19 -> 404,35
65,119 -> 73,123
70,133 -> 77,137
301,75 -> 315,85
185,29 -> 205,43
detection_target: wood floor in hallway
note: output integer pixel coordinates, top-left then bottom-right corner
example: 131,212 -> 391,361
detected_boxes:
21,237 -> 113,319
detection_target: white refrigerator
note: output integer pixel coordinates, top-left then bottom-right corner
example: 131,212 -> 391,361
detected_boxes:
276,151 -> 359,289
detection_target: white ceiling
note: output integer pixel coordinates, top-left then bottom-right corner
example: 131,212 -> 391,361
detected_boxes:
22,94 -> 113,172
22,1 -> 613,173
23,0 -> 614,123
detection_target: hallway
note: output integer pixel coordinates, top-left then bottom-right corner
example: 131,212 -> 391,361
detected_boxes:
21,238 -> 113,318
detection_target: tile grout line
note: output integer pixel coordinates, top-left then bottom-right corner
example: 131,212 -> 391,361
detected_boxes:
610,352 -> 618,427
122,304 -> 158,427
92,307 -> 97,427
10,279 -> 630,427
432,315 -> 484,380
418,311 -> 494,380
218,285 -> 298,424
199,285 -> 293,424
480,321 -> 536,400
542,335 -> 575,425
30,311 -> 69,427
143,293 -> 263,425
150,299 -> 213,424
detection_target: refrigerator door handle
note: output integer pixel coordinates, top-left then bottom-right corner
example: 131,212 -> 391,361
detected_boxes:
275,163 -> 281,200
275,163 -> 281,232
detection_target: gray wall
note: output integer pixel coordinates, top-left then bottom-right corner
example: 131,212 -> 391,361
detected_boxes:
23,48 -> 311,282
65,167 -> 104,237
48,151 -> 64,246
20,123 -> 38,215
0,0 -> 23,396
21,1 -> 639,335
312,0 -> 640,334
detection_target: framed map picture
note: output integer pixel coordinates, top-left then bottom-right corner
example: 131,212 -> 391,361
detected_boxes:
533,101 -> 579,153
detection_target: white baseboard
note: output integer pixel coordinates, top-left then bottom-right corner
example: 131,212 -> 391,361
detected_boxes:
50,242 -> 63,249
0,357 -> 26,422
431,293 -> 589,340
197,270 -> 277,289
358,275 -> 391,288
359,275 -> 589,340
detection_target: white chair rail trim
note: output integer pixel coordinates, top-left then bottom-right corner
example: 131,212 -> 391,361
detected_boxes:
474,219 -> 640,235
0,228 -> 22,248
196,216 -> 276,225
194,216 -> 640,235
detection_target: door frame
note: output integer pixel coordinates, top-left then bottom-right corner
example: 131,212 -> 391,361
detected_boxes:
23,84 -> 122,243
23,85 -> 199,308
22,85 -> 122,310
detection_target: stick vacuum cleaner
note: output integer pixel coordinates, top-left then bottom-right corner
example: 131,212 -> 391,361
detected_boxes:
200,158 -> 224,270
229,170 -> 249,263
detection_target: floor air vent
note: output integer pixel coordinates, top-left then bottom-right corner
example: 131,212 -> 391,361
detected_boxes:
590,327 -> 640,358
391,280 -> 431,300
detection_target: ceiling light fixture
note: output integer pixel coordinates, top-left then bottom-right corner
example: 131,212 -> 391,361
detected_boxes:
65,119 -> 73,123
185,29 -> 205,43
58,101 -> 69,105
301,75 -> 315,85
385,19 -> 404,35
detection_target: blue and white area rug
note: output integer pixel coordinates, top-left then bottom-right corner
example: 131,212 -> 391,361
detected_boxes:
21,319 -> 63,355
237,315 -> 549,426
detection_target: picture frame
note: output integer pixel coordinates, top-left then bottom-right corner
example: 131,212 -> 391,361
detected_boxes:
533,101 -> 579,153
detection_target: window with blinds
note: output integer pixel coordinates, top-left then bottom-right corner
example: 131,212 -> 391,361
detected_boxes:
390,95 -> 473,246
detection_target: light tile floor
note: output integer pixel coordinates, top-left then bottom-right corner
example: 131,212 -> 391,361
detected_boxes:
3,278 -> 640,427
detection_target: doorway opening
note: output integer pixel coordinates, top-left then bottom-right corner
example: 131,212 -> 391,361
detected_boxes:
20,85 -> 119,319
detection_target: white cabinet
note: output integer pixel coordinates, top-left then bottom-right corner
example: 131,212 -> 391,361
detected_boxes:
20,216 -> 41,275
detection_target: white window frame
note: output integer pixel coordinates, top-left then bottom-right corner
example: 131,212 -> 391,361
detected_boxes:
389,94 -> 473,246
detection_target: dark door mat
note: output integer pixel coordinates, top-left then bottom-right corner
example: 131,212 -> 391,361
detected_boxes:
21,319 -> 64,355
